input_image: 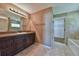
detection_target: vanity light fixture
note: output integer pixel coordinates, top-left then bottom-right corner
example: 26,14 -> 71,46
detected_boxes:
9,8 -> 25,17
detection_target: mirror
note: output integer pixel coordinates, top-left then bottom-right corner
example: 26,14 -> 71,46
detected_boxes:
0,9 -> 26,32
9,18 -> 21,31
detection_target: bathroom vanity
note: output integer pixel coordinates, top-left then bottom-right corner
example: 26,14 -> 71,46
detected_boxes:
0,32 -> 35,56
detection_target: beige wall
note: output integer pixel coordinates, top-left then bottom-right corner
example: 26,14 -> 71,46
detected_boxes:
30,7 -> 53,46
0,18 -> 9,32
21,17 -> 31,31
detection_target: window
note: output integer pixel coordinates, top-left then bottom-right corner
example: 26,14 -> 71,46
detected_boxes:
11,23 -> 20,27
54,17 -> 64,38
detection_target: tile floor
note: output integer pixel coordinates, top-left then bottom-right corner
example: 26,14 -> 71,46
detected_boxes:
15,42 -> 74,56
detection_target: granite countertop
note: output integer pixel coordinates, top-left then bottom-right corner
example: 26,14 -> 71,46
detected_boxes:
0,32 -> 34,38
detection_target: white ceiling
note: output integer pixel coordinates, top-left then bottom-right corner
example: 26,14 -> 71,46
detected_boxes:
13,3 -> 53,14
13,3 -> 79,14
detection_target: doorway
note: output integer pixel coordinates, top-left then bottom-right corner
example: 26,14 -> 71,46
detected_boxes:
54,17 -> 65,44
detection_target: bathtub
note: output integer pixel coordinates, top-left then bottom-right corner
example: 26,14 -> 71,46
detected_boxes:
68,39 -> 79,56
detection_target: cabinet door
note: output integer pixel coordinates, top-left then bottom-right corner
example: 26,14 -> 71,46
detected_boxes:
25,33 -> 35,47
0,36 -> 14,56
14,35 -> 24,53
23,34 -> 28,48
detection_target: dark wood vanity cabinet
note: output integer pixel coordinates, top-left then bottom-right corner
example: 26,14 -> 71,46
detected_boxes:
0,32 -> 35,56
0,36 -> 15,56
24,33 -> 35,47
14,34 -> 25,52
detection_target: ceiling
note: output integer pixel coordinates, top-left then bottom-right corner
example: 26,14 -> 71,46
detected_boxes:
13,3 -> 53,14
13,3 -> 79,15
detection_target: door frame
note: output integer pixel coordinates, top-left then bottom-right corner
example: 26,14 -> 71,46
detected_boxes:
53,17 -> 67,45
